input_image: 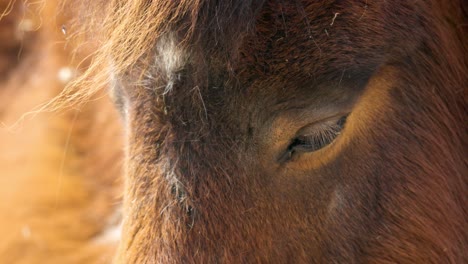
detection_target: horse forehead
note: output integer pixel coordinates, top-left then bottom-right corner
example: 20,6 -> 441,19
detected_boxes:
151,4 -> 316,80
155,33 -> 189,91
142,1 -> 379,123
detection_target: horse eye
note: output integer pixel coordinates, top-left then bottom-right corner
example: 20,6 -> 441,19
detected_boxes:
279,115 -> 348,163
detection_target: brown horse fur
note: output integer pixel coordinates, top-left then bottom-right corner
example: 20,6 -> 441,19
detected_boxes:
0,0 -> 124,263
1,0 -> 467,263
60,0 -> 467,262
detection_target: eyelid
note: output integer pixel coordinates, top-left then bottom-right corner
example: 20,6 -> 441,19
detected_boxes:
294,114 -> 347,138
278,114 -> 348,163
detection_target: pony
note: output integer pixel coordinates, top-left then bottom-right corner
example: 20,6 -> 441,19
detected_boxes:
2,0 -> 468,263
74,0 -> 466,262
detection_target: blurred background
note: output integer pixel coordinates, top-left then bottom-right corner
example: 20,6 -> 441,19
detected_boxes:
0,1 -> 123,263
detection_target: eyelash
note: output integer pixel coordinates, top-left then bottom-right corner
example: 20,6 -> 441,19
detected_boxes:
280,115 -> 348,162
